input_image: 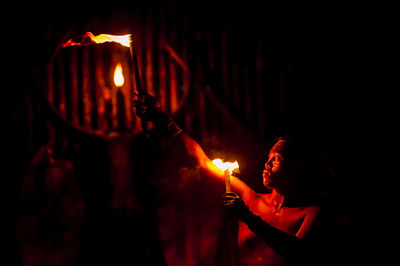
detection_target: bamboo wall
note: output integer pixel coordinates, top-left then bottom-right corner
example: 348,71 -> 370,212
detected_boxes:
16,3 -> 305,265
44,3 -> 293,144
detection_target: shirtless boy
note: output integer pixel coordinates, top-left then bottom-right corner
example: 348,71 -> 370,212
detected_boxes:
135,94 -> 335,265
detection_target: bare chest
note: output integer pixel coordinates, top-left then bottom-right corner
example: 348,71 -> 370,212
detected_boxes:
238,200 -> 309,244
252,207 -> 306,237
258,205 -> 306,234
237,206 -> 308,265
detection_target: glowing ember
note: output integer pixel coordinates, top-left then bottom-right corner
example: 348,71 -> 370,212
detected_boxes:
212,159 -> 239,174
63,32 -> 131,48
113,63 -> 124,87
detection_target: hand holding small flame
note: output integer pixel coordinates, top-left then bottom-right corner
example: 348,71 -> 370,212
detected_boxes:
211,159 -> 252,221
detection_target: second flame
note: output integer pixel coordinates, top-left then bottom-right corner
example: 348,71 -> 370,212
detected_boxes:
113,63 -> 124,87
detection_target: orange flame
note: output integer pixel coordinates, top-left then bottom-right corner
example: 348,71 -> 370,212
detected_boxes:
113,63 -> 124,87
63,32 -> 131,48
212,159 -> 239,174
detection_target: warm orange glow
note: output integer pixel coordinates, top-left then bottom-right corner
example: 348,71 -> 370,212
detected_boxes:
113,63 -> 124,87
211,159 -> 239,174
63,32 -> 131,48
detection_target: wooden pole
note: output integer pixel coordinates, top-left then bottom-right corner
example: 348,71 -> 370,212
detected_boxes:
129,35 -> 148,136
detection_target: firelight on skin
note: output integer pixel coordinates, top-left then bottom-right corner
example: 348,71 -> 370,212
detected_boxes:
177,135 -> 321,263
263,151 -> 285,189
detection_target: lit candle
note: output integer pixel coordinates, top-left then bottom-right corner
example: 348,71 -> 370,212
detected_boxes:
211,159 -> 239,193
224,169 -> 232,193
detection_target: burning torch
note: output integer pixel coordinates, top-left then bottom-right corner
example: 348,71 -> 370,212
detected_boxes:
63,32 -> 148,135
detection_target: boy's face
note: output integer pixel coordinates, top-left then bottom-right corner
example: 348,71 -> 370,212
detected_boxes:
262,140 -> 290,189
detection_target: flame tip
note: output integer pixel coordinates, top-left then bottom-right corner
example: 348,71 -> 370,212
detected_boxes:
63,32 -> 132,48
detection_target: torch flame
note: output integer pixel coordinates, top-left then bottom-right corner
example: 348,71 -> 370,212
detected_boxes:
212,159 -> 239,174
63,32 -> 131,48
113,63 -> 124,87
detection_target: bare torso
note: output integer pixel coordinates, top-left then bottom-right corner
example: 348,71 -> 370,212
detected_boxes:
238,192 -> 320,265
179,134 -> 322,264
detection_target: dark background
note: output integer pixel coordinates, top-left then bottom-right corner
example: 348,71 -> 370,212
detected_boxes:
2,1 -> 383,265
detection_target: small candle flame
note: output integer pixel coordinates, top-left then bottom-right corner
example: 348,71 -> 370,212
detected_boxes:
63,32 -> 131,48
113,63 -> 124,87
212,159 -> 239,174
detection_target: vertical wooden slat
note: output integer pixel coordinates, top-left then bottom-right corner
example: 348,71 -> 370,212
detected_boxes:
70,47 -> 80,126
206,28 -> 219,133
121,54 -> 133,131
198,68 -> 207,141
27,96 -> 34,152
168,3 -> 179,114
82,48 -> 92,129
89,47 -> 98,130
279,63 -> 285,118
46,61 -> 56,148
47,62 -> 54,105
256,29 -> 265,136
158,9 -> 168,112
182,18 -> 192,134
244,44 -> 252,122
169,29 -> 178,114
231,44 -> 240,111
116,89 -> 126,132
207,28 -> 216,75
57,52 -> 66,119
46,58 -> 56,147
145,9 -> 155,96
221,31 -> 229,100
94,46 -> 107,132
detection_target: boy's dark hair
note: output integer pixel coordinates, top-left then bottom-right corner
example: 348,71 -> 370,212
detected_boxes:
274,135 -> 335,204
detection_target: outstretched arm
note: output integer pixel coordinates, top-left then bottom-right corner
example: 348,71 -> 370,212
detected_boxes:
133,93 -> 256,200
172,132 -> 255,199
